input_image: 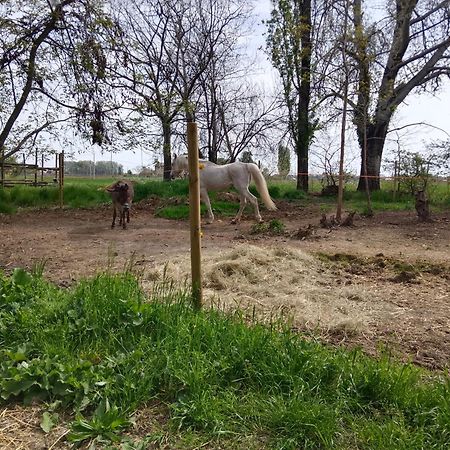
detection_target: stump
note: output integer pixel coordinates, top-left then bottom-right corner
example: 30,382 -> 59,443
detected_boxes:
415,190 -> 431,222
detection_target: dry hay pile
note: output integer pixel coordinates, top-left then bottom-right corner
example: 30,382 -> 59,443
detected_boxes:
0,405 -> 71,449
143,245 -> 399,333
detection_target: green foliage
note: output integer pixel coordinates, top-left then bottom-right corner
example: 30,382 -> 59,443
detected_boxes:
282,187 -> 307,199
69,399 -> 131,444
0,178 -> 190,212
250,219 -> 286,235
239,151 -> 255,163
277,144 -> 291,176
65,160 -> 124,176
0,268 -> 450,448
134,179 -> 188,200
385,151 -> 436,195
1,177 -> 448,220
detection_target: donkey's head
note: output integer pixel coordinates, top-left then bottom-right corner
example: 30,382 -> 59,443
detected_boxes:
106,181 -> 131,208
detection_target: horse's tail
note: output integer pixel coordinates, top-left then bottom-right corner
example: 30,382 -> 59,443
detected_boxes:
247,164 -> 277,211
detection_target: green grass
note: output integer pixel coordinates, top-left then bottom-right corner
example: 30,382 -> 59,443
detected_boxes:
1,176 -> 448,218
0,177 -> 190,212
1,268 -> 449,448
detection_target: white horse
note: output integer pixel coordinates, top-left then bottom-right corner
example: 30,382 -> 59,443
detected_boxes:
170,154 -> 277,224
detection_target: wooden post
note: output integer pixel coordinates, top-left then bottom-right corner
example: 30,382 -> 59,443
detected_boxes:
1,149 -> 4,187
187,122 -> 202,309
393,160 -> 398,201
23,153 -> 27,180
41,155 -> 44,182
58,152 -> 64,208
55,153 -> 58,182
34,148 -> 38,186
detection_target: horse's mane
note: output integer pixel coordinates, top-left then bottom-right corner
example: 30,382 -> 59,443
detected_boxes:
178,154 -> 216,165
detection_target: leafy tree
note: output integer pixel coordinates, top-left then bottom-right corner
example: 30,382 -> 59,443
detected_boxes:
277,144 -> 290,176
95,161 -> 123,176
0,0 -> 119,162
239,150 -> 255,163
266,0 -> 313,191
385,151 -> 435,195
350,0 -> 450,191
427,139 -> 450,174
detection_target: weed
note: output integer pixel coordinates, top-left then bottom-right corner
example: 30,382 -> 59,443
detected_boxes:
68,399 -> 131,444
250,219 -> 286,235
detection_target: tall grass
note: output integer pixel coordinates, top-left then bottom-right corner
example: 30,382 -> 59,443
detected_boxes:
0,176 -> 448,217
0,177 -> 190,212
1,268 -> 449,448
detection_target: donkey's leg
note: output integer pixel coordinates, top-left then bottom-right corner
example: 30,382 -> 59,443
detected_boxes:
200,188 -> 214,223
121,210 -> 127,229
111,207 -> 117,229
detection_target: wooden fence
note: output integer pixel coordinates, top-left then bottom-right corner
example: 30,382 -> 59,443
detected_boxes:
0,152 -> 65,207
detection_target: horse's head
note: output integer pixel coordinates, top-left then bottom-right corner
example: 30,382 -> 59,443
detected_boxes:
170,154 -> 187,179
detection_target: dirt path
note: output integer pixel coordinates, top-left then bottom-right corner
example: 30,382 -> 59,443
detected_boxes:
0,202 -> 449,368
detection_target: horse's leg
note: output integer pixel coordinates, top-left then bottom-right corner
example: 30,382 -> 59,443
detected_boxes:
231,196 -> 247,224
200,188 -> 214,223
244,189 -> 262,222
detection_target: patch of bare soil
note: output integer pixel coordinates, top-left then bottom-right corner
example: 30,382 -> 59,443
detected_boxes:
0,404 -> 71,450
0,201 -> 449,448
0,202 -> 449,369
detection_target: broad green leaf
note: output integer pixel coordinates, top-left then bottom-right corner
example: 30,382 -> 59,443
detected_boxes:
11,268 -> 33,287
40,412 -> 58,433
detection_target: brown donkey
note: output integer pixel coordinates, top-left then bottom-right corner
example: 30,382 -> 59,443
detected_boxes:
106,181 -> 134,229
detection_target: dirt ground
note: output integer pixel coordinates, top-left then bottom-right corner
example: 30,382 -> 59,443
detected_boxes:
0,200 -> 450,449
0,200 -> 449,371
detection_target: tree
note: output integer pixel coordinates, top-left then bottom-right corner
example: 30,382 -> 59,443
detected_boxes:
0,0 -> 76,160
194,0 -> 253,163
109,0 -> 248,180
351,0 -> 450,191
0,0 -> 126,163
277,143 -> 291,176
213,84 -> 282,162
428,139 -> 450,173
239,150 -> 254,163
266,0 -> 313,191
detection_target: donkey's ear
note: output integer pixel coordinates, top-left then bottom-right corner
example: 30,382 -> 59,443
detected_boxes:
173,153 -> 177,160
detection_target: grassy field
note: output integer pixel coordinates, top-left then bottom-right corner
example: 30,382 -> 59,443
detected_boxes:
0,175 -> 448,217
1,267 -> 449,449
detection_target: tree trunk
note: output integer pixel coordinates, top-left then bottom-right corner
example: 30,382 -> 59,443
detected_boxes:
296,142 -> 309,191
208,100 -> 218,163
296,0 -> 311,192
356,123 -> 388,191
162,121 -> 172,181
